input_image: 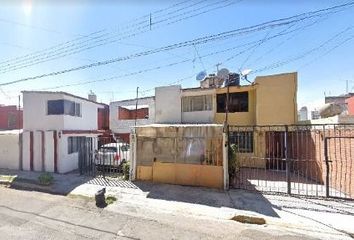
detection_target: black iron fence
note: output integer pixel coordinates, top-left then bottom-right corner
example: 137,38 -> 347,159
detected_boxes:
78,136 -> 130,179
228,124 -> 354,199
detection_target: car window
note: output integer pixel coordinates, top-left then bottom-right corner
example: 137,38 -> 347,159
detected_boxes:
100,147 -> 117,152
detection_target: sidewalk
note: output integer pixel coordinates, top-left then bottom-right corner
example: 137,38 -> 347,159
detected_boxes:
1,169 -> 353,239
0,169 -> 90,194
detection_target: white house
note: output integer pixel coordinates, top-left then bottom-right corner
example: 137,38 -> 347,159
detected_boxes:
155,85 -> 215,124
22,91 -> 107,174
110,96 -> 155,143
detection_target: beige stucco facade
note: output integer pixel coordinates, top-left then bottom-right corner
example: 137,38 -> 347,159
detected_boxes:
214,72 -> 297,126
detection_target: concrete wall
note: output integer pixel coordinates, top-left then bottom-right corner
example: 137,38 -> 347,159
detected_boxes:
23,92 -> 103,131
0,132 -> 20,170
58,135 -> 79,173
110,97 -> 155,134
22,130 -> 99,174
255,72 -> 297,125
134,125 -> 224,189
22,130 -> 55,172
181,88 -> 215,124
155,86 -> 181,123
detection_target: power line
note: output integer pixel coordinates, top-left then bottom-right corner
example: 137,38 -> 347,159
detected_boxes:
2,2 -> 351,87
0,0 -> 236,73
252,26 -> 354,74
20,23 -> 320,93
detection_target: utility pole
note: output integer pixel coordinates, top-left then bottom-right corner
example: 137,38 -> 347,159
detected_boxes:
135,87 -> 139,127
346,79 -> 349,94
216,63 -> 222,73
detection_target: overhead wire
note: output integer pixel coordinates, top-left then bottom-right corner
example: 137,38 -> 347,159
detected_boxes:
2,1 -> 352,87
0,0 -> 236,73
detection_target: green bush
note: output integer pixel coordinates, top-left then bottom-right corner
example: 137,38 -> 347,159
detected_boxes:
228,143 -> 240,179
38,172 -> 54,186
122,162 -> 130,180
105,196 -> 117,205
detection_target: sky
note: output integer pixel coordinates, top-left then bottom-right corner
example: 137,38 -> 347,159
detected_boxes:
0,0 -> 354,111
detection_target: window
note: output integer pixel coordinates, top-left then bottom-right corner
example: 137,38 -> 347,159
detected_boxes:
68,136 -> 85,154
7,113 -> 17,129
48,100 -> 81,117
118,106 -> 148,120
216,92 -> 248,113
229,131 -> 254,153
182,95 -> 212,112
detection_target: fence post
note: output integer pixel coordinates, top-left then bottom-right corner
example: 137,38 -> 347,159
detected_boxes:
223,128 -> 229,190
324,137 -> 330,198
130,132 -> 137,181
285,125 -> 291,195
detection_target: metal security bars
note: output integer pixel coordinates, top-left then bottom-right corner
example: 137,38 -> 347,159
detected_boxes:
78,136 -> 130,179
229,124 -> 354,199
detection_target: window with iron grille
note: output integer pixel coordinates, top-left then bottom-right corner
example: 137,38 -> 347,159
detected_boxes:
182,95 -> 212,112
229,131 -> 254,153
7,113 -> 17,129
68,136 -> 85,154
216,92 -> 248,113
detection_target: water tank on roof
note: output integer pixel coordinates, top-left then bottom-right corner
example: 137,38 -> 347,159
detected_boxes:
225,73 -> 240,87
88,90 -> 97,102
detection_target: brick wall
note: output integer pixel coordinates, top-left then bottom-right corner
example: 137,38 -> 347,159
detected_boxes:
118,107 -> 148,120
0,105 -> 23,130
291,129 -> 354,198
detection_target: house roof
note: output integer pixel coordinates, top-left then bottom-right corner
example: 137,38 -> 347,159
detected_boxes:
22,91 -> 108,106
110,96 -> 155,104
120,104 -> 149,110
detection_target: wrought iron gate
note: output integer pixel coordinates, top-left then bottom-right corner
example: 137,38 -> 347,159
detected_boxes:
78,136 -> 130,179
229,124 -> 354,199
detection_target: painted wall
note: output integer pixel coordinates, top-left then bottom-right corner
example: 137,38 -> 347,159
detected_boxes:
0,132 -> 20,170
155,85 -> 181,123
110,97 -> 155,134
134,125 -> 224,189
255,72 -> 297,125
0,105 -> 22,130
57,135 -> 79,173
346,96 -> 354,115
22,130 -> 55,172
23,92 -> 104,131
181,88 -> 215,124
215,86 -> 256,125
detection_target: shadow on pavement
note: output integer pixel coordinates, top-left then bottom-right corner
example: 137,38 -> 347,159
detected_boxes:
134,180 -> 280,218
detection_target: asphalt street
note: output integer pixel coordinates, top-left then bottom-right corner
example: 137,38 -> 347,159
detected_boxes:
0,187 -> 322,240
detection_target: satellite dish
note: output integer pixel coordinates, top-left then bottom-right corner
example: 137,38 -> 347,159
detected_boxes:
217,68 -> 230,80
196,71 -> 207,81
241,69 -> 252,76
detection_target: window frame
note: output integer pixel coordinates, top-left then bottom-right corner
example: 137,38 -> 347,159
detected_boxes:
216,92 -> 249,113
182,95 -> 212,112
229,131 -> 254,153
47,99 -> 81,117
68,136 -> 85,154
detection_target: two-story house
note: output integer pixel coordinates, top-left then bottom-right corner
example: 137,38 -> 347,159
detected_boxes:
22,91 -> 108,173
154,72 -> 297,169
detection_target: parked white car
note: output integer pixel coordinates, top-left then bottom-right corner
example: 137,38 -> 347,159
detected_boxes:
95,143 -> 130,168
